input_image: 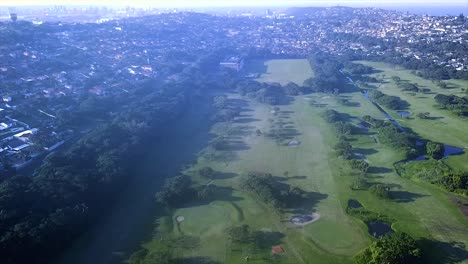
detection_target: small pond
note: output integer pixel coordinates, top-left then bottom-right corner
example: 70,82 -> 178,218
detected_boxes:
444,145 -> 464,157
413,144 -> 465,161
367,221 -> 393,238
348,199 -> 363,209
397,111 -> 410,117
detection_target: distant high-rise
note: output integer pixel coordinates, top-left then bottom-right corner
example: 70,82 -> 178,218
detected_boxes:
10,13 -> 17,23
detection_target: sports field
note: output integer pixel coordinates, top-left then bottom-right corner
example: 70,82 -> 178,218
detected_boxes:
246,59 -> 314,85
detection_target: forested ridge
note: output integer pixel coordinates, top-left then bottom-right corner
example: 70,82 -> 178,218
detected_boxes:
0,74 -> 214,264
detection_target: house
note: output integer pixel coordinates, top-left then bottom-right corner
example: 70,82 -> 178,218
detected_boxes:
220,56 -> 244,71
7,138 -> 30,152
14,129 -> 38,142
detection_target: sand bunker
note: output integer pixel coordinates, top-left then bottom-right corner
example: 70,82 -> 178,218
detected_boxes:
288,140 -> 301,147
290,212 -> 320,226
176,216 -> 185,222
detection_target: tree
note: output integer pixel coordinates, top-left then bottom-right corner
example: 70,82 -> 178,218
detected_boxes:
10,13 -> 17,23
334,140 -> 352,159
391,76 -> 401,83
355,233 -> 422,264
416,112 -> 430,119
227,225 -> 252,243
128,242 -> 172,264
322,109 -> 341,123
197,185 -> 216,201
426,142 -> 445,160
155,175 -> 193,207
351,175 -> 368,190
349,160 -> 369,172
436,81 -> 448,89
369,184 -> 391,199
213,95 -> 227,109
198,167 -> 215,179
334,122 -> 353,136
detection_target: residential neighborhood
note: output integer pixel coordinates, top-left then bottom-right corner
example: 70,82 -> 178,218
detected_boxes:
0,6 -> 466,174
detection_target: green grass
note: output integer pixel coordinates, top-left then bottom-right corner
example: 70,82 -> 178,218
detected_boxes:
245,59 -> 314,85
322,88 -> 468,263
138,59 -> 468,264
353,61 -> 468,171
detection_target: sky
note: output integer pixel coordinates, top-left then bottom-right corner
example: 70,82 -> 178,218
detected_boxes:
0,0 -> 466,7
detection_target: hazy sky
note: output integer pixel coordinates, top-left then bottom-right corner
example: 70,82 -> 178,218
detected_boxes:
0,0 -> 466,7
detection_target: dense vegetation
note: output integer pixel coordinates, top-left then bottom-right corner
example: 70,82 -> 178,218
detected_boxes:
344,62 -> 374,75
362,115 -> 416,157
355,233 -> 422,264
368,90 -> 407,110
395,160 -> 468,196
239,172 -> 306,210
0,67 -> 221,264
434,94 -> 468,116
235,79 -> 310,105
304,53 -> 348,93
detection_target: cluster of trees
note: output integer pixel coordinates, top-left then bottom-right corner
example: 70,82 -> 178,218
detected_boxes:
334,139 -> 353,160
0,85 -> 189,263
155,175 -> 195,208
349,159 -> 369,173
369,184 -> 391,199
322,111 -> 375,190
396,160 -> 468,196
368,90 -> 407,110
0,58 -> 231,263
426,142 -> 445,160
344,62 -> 374,75
322,109 -> 342,123
239,172 -> 306,210
366,50 -> 468,80
304,53 -> 347,93
434,94 -> 468,116
321,109 -> 355,136
355,233 -> 422,264
362,115 -> 416,157
236,78 -> 312,106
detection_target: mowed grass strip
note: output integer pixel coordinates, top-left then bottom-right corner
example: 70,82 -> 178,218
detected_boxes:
246,59 -> 314,86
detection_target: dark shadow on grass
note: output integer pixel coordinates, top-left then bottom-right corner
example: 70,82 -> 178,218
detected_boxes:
172,256 -> 222,264
354,147 -> 378,155
227,126 -> 255,137
216,172 -> 238,180
234,118 -> 261,123
391,191 -> 429,203
426,116 -> 445,120
214,139 -> 250,151
226,98 -> 249,108
253,231 -> 285,249
272,175 -> 307,181
287,191 -> 328,215
188,185 -> 244,207
368,166 -> 393,174
419,239 -> 468,264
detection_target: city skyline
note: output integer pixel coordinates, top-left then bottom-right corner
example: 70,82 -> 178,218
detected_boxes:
1,0 -> 467,7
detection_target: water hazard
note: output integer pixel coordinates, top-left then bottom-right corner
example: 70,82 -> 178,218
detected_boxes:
345,74 -> 465,160
367,221 -> 393,238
